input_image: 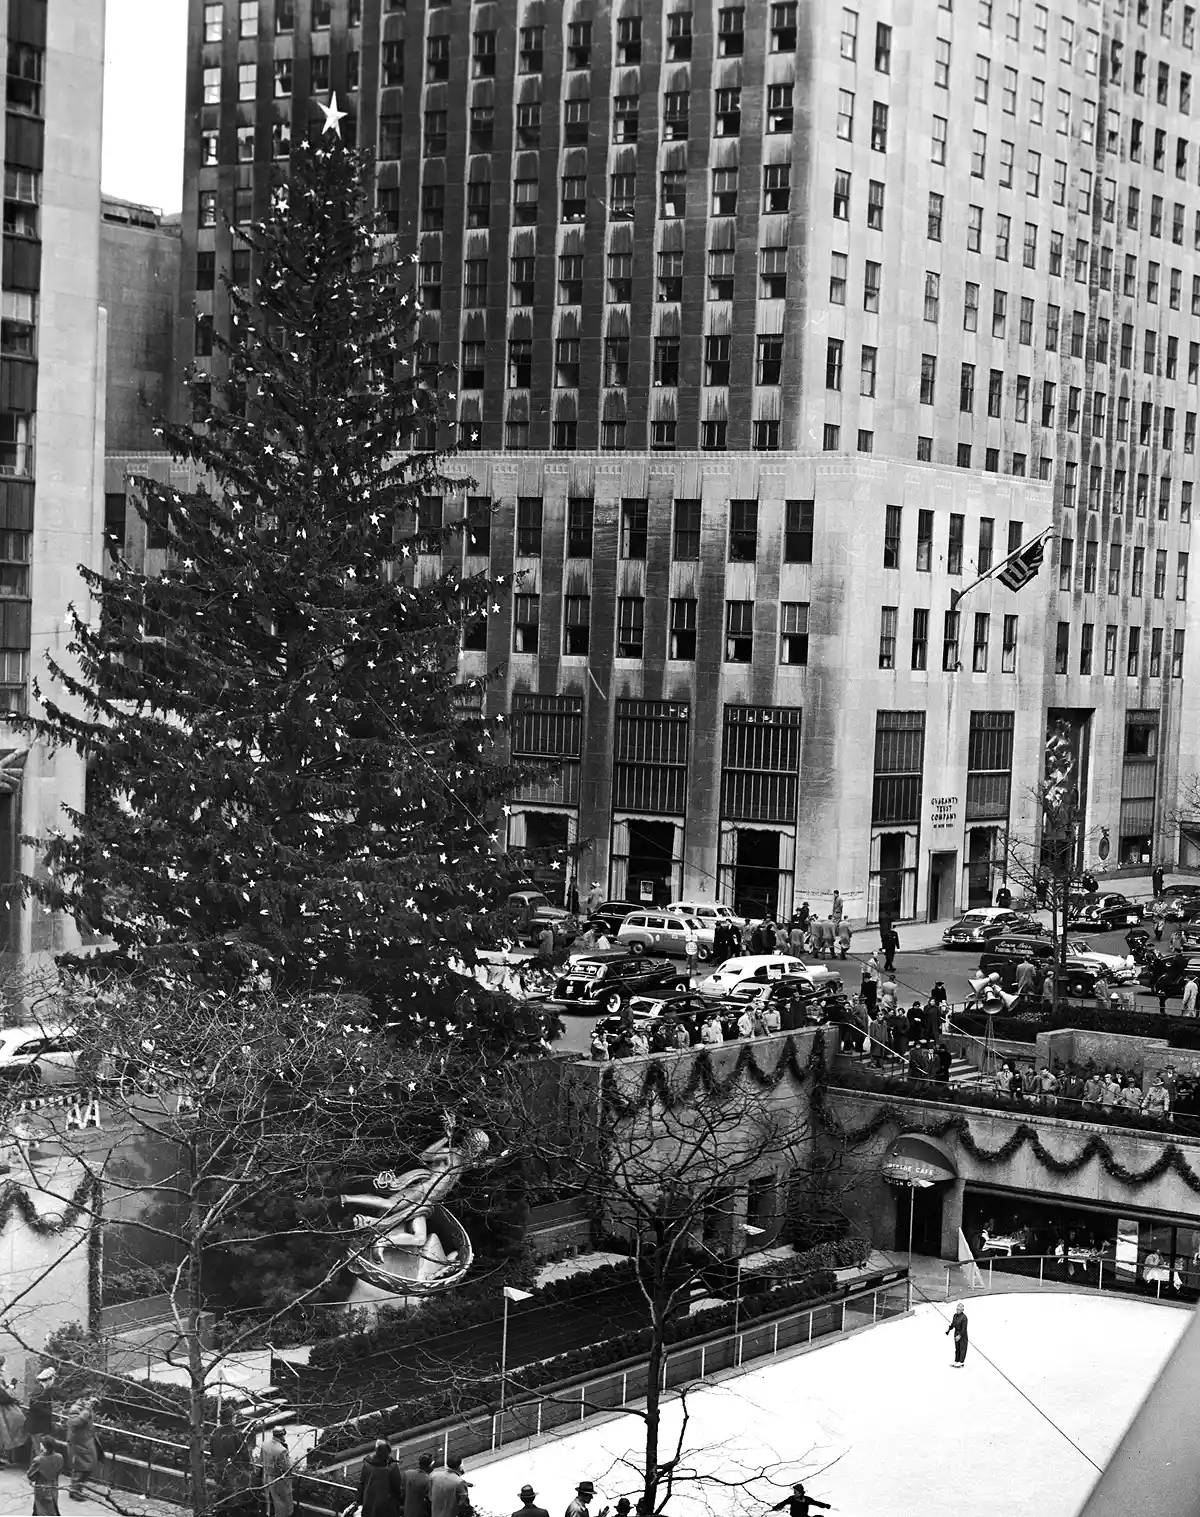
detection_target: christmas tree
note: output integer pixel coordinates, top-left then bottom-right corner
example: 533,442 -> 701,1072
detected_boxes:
22,109 -> 547,1051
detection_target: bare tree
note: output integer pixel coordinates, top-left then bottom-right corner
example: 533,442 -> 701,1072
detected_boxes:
6,973 -> 516,1517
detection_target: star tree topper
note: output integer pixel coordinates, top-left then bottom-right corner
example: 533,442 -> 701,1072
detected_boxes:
320,93 -> 348,137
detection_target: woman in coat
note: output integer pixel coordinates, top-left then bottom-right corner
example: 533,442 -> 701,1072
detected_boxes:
65,1399 -> 98,1500
28,1435 -> 63,1515
0,1356 -> 25,1464
343,1440 -> 404,1517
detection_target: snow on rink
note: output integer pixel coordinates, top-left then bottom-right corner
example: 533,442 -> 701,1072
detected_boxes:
466,1293 -> 1189,1517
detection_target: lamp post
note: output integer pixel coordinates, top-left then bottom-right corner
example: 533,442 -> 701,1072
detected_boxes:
499,1286 -> 533,1418
732,1223 -> 766,1346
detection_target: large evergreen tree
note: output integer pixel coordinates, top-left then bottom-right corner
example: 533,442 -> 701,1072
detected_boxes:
22,119 -> 545,1048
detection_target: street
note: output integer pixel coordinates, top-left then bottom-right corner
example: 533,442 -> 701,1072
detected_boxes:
550,925 -> 1166,1058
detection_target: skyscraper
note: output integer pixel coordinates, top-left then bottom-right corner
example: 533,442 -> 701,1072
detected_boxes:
0,0 -> 105,966
181,0 -> 1198,922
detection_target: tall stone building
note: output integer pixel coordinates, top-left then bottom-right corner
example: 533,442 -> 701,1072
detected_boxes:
0,0 -> 105,965
181,0 -> 1200,922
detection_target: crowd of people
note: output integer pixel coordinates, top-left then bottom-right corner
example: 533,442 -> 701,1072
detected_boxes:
977,1061 -> 1200,1123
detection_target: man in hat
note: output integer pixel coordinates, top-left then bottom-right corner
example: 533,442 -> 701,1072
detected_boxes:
946,1303 -> 969,1366
24,1367 -> 55,1468
210,1404 -> 254,1509
769,1483 -> 831,1516
402,1454 -> 434,1517
513,1486 -> 550,1517
261,1427 -> 295,1517
566,1482 -> 609,1517
344,1439 -> 404,1517
585,883 -> 604,916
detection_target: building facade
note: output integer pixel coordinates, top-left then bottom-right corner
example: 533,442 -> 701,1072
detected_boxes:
182,0 -> 1200,921
0,0 -> 105,965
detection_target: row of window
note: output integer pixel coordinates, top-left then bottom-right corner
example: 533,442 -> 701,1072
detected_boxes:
1060,540 -> 1189,599
201,0 -> 367,39
1053,620 -> 1185,677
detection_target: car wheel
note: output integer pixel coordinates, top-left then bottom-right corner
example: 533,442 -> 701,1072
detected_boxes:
603,990 -> 625,1015
671,978 -> 689,993
1067,975 -> 1090,999
697,945 -> 711,961
628,940 -> 645,956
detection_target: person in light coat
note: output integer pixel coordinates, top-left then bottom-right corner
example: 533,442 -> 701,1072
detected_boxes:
65,1399 -> 98,1501
261,1428 -> 295,1517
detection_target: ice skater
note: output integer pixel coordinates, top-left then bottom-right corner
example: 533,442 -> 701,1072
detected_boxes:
770,1482 -> 831,1516
946,1303 -> 969,1366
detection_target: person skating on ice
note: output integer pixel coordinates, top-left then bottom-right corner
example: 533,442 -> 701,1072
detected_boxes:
946,1303 -> 969,1366
770,1482 -> 831,1517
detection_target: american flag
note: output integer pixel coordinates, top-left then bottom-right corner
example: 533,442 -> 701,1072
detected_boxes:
997,536 -> 1048,592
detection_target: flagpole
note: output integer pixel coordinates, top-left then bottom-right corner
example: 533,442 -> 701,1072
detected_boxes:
950,523 -> 1057,610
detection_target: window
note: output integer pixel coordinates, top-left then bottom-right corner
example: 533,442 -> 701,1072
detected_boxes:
876,21 -> 892,71
238,62 -> 256,100
519,25 -> 544,72
1077,623 -> 1094,676
960,363 -> 976,413
1102,624 -> 1118,676
772,1 -> 797,49
917,509 -> 933,571
761,246 -> 788,300
1053,621 -> 1070,675
932,115 -> 948,164
554,337 -> 580,389
1173,629 -> 1186,678
617,597 -> 645,658
867,180 -> 885,228
382,40 -> 404,86
785,499 -> 814,562
829,252 -> 847,306
668,11 -> 693,60
613,94 -> 638,144
562,596 -> 590,657
924,271 -> 940,323
515,496 -> 543,558
617,15 -> 642,63
707,250 -> 734,301
463,258 -> 489,308
871,101 -> 889,151
997,214 -> 1011,260
911,609 -> 929,671
1127,626 -> 1141,676
714,86 -> 741,137
840,6 -> 858,59
601,251 -> 630,304
202,65 -> 221,105
471,29 -> 496,77
860,345 -> 877,397
1154,548 -> 1169,599
767,83 -> 794,133
880,504 -> 903,569
943,610 -> 962,671
1059,537 -> 1075,591
507,338 -> 532,389
726,499 -> 758,562
204,2 -> 222,41
974,53 -> 990,101
988,369 -> 1004,419
420,184 -> 444,230
972,613 -> 990,673
992,290 -> 1007,337
967,205 -> 983,252
560,100 -> 587,148
567,496 -> 594,558
670,598 -> 697,660
609,173 -> 636,220
833,171 -> 851,220
764,165 -> 791,214
878,606 -> 898,669
964,283 -> 979,331
660,170 -> 686,218
971,130 -> 987,177
516,103 -> 542,148
1002,615 -> 1018,673
717,5 -> 744,55
705,334 -> 731,386
758,336 -> 784,386
826,338 -> 844,391
928,192 -> 944,241
862,261 -> 881,312
562,176 -> 587,222
725,601 -> 753,662
513,595 -> 540,653
711,168 -> 738,216
781,603 -> 809,665
567,21 -> 591,68
1132,546 -> 1145,596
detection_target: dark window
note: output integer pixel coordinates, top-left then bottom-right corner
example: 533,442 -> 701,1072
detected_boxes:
563,595 -> 590,656
884,504 -> 901,568
784,499 -> 814,562
725,600 -> 753,661
670,597 -> 697,660
567,496 -> 594,557
718,6 -> 745,55
729,499 -> 758,561
617,596 -> 645,657
621,498 -> 648,558
516,496 -> 543,557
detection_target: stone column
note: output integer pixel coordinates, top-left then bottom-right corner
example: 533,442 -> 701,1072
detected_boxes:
940,1178 -> 966,1260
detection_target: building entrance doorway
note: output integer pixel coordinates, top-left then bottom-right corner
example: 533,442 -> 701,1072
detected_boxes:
876,832 -> 907,925
732,829 -> 781,919
928,850 -> 957,921
624,819 -> 676,906
966,827 -> 998,909
894,1184 -> 945,1256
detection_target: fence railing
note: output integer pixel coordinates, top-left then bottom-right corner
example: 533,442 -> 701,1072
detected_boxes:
293,1272 -> 911,1517
939,1251 -> 1199,1304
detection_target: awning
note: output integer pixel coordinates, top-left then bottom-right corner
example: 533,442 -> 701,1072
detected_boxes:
881,1131 -> 958,1186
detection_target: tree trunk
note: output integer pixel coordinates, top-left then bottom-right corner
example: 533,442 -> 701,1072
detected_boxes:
642,1309 -> 664,1516
184,1166 -> 209,1517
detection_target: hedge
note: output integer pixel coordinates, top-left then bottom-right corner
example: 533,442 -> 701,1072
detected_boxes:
308,1268 -> 841,1462
950,1005 -> 1200,1048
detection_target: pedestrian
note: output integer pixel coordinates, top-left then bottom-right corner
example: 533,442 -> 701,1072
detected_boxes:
946,1303 -> 969,1366
537,923 -> 555,961
513,1487 -> 550,1517
796,901 -> 811,938
770,1483 -> 831,1517
737,1007 -> 755,1039
0,1356 -> 24,1466
831,890 -> 844,927
24,1369 -> 54,1471
210,1406 -> 253,1510
861,966 -> 878,1015
1159,987 -> 1170,1018
402,1455 -> 435,1517
28,1436 -> 62,1516
701,1012 -> 724,1046
566,1482 -> 610,1517
430,1454 -> 472,1517
1183,976 -> 1199,1016
1153,864 -> 1165,898
1035,876 -> 1048,908
586,882 -> 604,916
261,1428 -> 295,1517
867,1009 -> 888,1067
589,1028 -> 610,1062
343,1441 -> 405,1517
935,1043 -> 952,1083
1154,916 -> 1165,942
683,922 -> 700,983
881,922 -> 899,972
928,980 -> 948,1013
64,1399 -> 98,1503
1037,1064 -> 1059,1110
1015,956 -> 1038,1006
995,881 -> 1012,909
836,919 -> 852,960
1142,1074 -> 1172,1120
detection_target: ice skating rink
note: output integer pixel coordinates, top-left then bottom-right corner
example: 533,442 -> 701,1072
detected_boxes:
467,1292 -> 1190,1517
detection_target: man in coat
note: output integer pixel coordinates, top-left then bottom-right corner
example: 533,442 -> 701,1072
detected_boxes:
566,1481 -> 609,1517
512,1485 -> 550,1517
24,1368 -> 54,1470
261,1428 -> 295,1517
429,1453 -> 471,1517
881,923 -> 900,972
210,1406 -> 254,1509
65,1398 -> 99,1502
946,1304 -> 969,1365
345,1440 -> 405,1517
402,1455 -> 434,1517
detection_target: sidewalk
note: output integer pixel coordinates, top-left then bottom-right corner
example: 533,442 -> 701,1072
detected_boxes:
0,1464 -> 181,1516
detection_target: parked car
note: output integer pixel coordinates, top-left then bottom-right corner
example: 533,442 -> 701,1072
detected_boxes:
668,900 -> 747,930
1150,884 -> 1200,921
695,954 -> 841,998
0,1026 -> 85,1086
505,889 -> 575,946
1069,892 -> 1145,930
553,950 -> 687,1013
583,901 -> 638,935
1063,938 -> 1140,983
616,911 -> 715,959
723,976 -> 846,1028
977,935 -> 1058,981
1170,921 -> 1200,953
1140,953 -> 1200,998
942,909 -> 1046,948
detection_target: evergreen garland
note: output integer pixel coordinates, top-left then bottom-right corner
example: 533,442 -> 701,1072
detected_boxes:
600,1032 -> 817,1117
0,1172 -> 98,1236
